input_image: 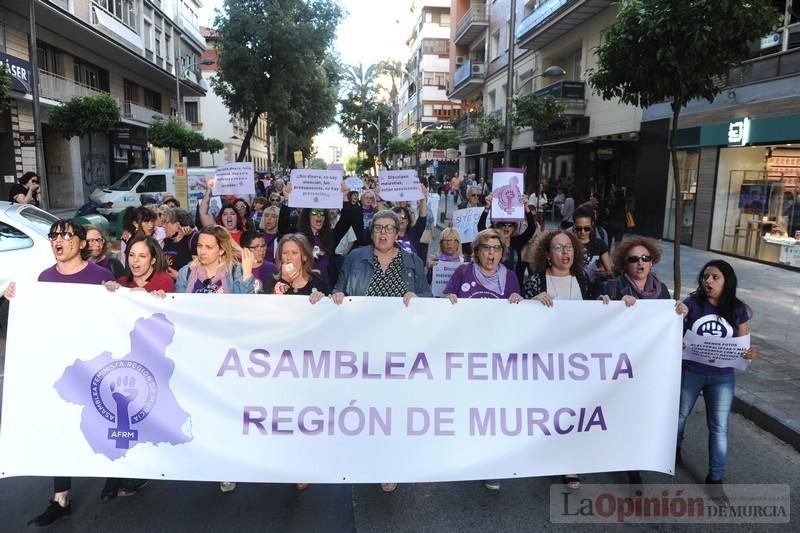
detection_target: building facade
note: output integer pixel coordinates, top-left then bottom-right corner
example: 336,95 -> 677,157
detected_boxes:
0,0 -> 206,209
641,0 -> 800,269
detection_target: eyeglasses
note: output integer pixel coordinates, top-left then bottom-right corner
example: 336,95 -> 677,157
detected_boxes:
31,179 -> 40,184
87,238 -> 104,245
269,198 -> 281,203
372,224 -> 398,234
479,244 -> 503,252
48,231 -> 75,241
309,210 -> 326,216
469,194 -> 479,198
551,244 -> 574,253
626,255 -> 653,264
574,226 -> 593,233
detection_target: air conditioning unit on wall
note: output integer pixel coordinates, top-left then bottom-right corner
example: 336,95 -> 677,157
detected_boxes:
455,56 -> 465,65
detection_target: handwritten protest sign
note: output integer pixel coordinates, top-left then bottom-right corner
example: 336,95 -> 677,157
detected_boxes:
452,207 -> 484,243
491,168 -> 525,222
431,261 -> 461,297
379,170 -> 423,202
682,331 -> 751,370
344,177 -> 364,190
212,162 -> 255,197
288,169 -> 343,209
427,193 -> 440,229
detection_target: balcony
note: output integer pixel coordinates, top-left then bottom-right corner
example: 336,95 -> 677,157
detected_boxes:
458,119 -> 481,143
124,101 -> 167,125
449,59 -> 486,100
534,80 -> 586,114
454,4 -> 489,46
39,70 -> 110,103
516,0 -> 612,50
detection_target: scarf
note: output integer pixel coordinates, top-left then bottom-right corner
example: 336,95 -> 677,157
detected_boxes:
624,272 -> 661,299
473,262 -> 507,295
438,253 -> 463,262
185,263 -> 230,294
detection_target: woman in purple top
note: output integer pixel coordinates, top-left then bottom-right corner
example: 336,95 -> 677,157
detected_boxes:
392,192 -> 428,261
85,225 -> 124,278
443,229 -> 522,304
677,260 -> 756,502
240,230 -> 279,294
297,207 -> 337,287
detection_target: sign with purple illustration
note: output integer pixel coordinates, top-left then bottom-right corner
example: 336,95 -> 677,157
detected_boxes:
682,331 -> 751,370
491,168 -> 525,222
0,285 -> 682,482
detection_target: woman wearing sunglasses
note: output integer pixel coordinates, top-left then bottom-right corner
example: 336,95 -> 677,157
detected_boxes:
477,193 -> 540,285
572,206 -> 613,297
298,207 -> 339,287
8,171 -> 41,206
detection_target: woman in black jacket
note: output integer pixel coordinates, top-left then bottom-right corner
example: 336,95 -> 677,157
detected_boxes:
477,193 -> 540,285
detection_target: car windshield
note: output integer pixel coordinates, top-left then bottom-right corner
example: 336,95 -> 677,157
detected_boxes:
108,171 -> 144,191
0,220 -> 34,252
16,205 -> 59,236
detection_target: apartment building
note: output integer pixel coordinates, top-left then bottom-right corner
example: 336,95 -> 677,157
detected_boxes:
640,0 -> 800,270
450,0 -> 642,203
185,27 -> 272,170
0,0 -> 206,208
397,0 -> 461,175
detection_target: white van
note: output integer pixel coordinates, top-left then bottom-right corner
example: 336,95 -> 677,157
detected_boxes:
90,167 -> 217,215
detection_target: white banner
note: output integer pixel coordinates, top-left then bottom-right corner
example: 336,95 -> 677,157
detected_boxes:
288,169 -> 344,209
682,331 -> 751,370
431,261 -> 461,297
0,284 -> 683,483
379,170 -> 423,202
212,162 -> 255,197
452,207 -> 484,244
491,168 -> 525,222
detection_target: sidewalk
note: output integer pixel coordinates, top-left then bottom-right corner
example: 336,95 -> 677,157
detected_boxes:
433,196 -> 800,451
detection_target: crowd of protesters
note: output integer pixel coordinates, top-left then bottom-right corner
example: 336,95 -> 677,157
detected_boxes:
2,171 -> 757,526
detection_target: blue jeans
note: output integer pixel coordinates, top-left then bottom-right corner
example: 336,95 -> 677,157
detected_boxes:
676,367 -> 735,481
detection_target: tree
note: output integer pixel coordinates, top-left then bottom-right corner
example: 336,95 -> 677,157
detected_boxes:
385,137 -> 414,158
477,113 -> 504,145
589,0 -> 782,297
202,138 -> 225,165
148,119 -> 189,166
376,59 -> 404,136
342,62 -> 378,103
513,94 -> 566,132
49,94 -> 121,181
213,0 -> 343,164
338,99 -> 392,169
0,64 -> 11,111
309,157 -> 328,169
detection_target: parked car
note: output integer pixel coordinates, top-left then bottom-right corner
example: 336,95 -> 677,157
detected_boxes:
0,201 -> 59,290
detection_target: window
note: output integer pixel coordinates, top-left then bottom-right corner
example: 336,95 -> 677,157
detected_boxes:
184,101 -> 199,123
143,88 -> 162,112
73,60 -> 104,90
144,21 -> 153,60
124,79 -> 138,105
136,174 -> 167,194
94,0 -> 136,30
421,39 -> 449,55
0,23 -> 5,53
0,221 -> 34,253
491,30 -> 501,59
155,30 -> 162,65
37,46 -> 61,76
573,49 -> 583,80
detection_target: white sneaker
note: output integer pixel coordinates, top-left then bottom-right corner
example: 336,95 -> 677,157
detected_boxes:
219,481 -> 237,493
381,483 -> 398,492
483,479 -> 501,491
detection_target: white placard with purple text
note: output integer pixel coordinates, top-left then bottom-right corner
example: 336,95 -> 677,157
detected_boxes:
0,284 -> 682,483
288,169 -> 344,209
212,162 -> 255,197
682,331 -> 751,371
452,207 -> 484,244
379,170 -> 423,202
431,261 -> 461,297
491,168 -> 525,222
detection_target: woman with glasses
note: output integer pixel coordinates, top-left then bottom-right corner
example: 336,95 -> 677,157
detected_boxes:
85,225 -> 125,278
258,206 -> 282,262
265,234 -> 328,304
267,192 -> 293,234
391,189 -> 428,261
477,193 -> 540,285
331,210 -> 431,493
443,229 -> 521,301
523,228 -> 591,491
572,206 -> 613,297
240,230 -> 278,293
426,227 -> 466,276
8,171 -> 41,206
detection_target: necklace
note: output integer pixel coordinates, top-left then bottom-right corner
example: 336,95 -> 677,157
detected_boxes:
546,271 -> 574,300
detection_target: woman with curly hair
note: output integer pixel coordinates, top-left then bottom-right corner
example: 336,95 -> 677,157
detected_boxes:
523,229 -> 591,305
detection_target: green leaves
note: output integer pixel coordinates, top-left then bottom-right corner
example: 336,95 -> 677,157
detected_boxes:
148,119 -> 223,155
477,114 -> 505,145
385,137 -> 414,158
512,94 -> 566,132
0,64 -> 11,111
48,94 -> 121,140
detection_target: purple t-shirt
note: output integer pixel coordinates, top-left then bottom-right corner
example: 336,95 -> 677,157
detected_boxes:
444,263 -> 520,299
682,295 -> 751,376
38,262 -> 116,284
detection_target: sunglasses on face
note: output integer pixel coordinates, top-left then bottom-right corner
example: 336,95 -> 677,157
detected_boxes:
270,198 -> 281,203
574,226 -> 593,233
309,210 -> 326,217
626,255 -> 653,264
48,231 -> 75,241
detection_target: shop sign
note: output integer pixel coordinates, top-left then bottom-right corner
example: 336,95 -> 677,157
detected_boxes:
0,52 -> 32,94
18,131 -> 36,147
596,147 -> 614,160
537,116 -> 590,143
727,118 -> 750,147
760,33 -> 781,50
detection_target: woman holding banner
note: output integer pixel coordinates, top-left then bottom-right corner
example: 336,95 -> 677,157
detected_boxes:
240,230 -> 279,294
677,260 -> 756,503
477,193 -> 540,285
264,234 -> 328,304
106,236 -> 175,294
523,229 -> 591,490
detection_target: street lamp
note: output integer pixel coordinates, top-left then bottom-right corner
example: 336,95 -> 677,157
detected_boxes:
361,116 -> 381,170
175,59 -> 214,122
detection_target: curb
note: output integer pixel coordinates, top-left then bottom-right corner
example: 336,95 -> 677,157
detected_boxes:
732,393 -> 800,453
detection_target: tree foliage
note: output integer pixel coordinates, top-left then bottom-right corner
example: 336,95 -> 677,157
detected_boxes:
512,94 -> 566,132
212,0 -> 343,164
385,137 -> 414,158
309,157 -> 328,169
48,93 -> 121,141
588,0 -> 782,296
0,64 -> 11,111
477,113 -> 504,145
149,119 -> 224,164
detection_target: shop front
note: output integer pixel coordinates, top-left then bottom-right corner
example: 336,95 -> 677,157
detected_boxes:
112,125 -> 149,181
668,114 -> 800,269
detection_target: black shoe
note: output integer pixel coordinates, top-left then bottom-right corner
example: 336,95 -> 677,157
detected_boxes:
27,500 -> 71,528
117,479 -> 149,497
101,478 -> 121,502
705,475 -> 729,504
627,471 -> 643,485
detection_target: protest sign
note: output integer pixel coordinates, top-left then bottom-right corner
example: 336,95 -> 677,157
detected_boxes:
427,193 -> 440,228
344,176 -> 364,191
682,331 -> 751,370
288,169 -> 344,209
212,162 -> 255,197
431,261 -> 461,297
491,168 -> 525,221
1,286 -> 682,483
379,170 -> 423,202
452,207 -> 484,243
